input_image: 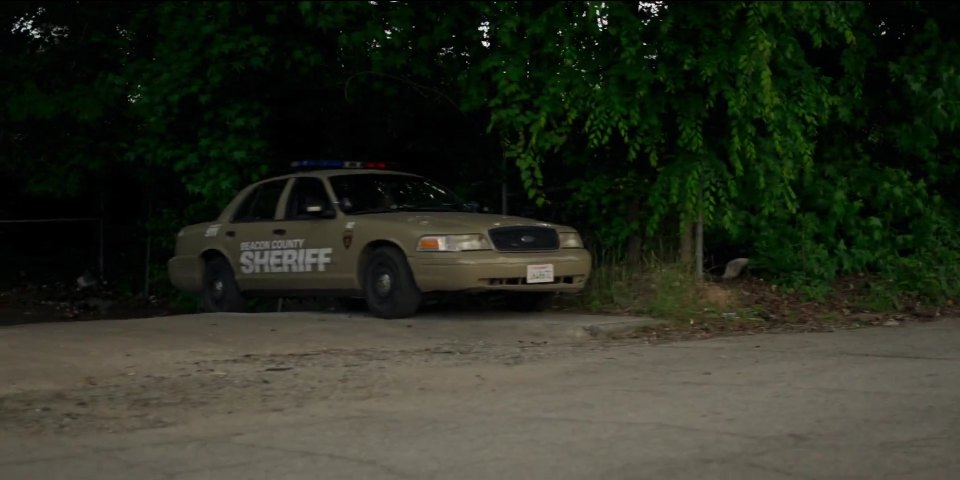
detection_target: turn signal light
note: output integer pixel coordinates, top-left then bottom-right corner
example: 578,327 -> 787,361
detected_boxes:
418,237 -> 442,251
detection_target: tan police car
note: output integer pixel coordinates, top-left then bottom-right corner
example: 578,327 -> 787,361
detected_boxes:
167,161 -> 592,318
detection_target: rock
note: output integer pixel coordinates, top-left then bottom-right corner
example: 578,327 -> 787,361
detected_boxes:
76,271 -> 98,290
911,305 -> 941,319
721,258 -> 750,280
83,298 -> 114,314
581,318 -> 670,339
883,319 -> 901,327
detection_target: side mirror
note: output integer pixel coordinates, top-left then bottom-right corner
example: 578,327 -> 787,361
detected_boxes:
305,202 -> 336,219
466,201 -> 490,213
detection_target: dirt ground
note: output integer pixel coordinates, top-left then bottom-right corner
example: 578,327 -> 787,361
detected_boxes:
0,310 -> 630,437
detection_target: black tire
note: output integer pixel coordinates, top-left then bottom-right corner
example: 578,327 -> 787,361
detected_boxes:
202,256 -> 247,313
364,247 -> 421,319
508,292 -> 557,312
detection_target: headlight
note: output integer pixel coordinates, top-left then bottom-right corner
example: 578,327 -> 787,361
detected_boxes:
558,232 -> 583,248
417,234 -> 491,252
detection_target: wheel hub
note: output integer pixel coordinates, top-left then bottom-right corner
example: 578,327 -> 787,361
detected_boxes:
212,279 -> 224,299
375,272 -> 392,296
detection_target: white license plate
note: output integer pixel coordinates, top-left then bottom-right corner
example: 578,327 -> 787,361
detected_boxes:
526,264 -> 554,284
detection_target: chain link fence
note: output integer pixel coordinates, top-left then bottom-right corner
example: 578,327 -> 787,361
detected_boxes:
0,217 -> 104,290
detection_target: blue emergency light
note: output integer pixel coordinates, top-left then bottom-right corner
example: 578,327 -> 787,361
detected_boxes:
290,160 -> 343,169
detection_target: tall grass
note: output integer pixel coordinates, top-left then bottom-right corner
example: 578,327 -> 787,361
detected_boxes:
564,246 -> 745,322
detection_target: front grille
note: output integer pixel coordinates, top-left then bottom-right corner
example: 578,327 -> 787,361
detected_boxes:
488,226 -> 559,251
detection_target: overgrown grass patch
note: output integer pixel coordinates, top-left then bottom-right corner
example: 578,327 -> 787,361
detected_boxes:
560,261 -> 758,324
559,258 -> 958,343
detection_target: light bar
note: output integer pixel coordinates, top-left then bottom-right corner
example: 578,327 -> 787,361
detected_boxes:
289,160 -> 390,170
290,160 -> 343,169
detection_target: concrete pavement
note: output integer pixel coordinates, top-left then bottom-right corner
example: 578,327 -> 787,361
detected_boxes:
1,313 -> 958,479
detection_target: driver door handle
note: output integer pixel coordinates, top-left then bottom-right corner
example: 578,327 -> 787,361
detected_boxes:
273,229 -> 286,235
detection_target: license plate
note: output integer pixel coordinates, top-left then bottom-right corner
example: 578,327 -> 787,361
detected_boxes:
526,264 -> 554,284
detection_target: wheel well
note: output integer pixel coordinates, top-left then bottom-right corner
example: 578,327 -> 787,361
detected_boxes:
357,240 -> 404,284
201,249 -> 226,263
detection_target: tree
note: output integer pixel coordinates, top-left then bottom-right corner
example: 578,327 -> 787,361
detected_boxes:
3,1 -> 960,303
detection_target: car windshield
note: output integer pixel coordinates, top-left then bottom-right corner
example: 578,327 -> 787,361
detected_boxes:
328,174 -> 471,215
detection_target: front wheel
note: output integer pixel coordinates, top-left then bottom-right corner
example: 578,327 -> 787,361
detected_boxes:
364,247 -> 421,319
202,256 -> 246,312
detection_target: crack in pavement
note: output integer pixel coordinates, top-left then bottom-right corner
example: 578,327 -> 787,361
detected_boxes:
660,380 -> 960,399
836,352 -> 960,361
740,459 -> 819,479
655,340 -> 960,362
495,413 -> 771,441
221,441 -> 418,480
879,459 -> 960,479
597,443 -> 814,479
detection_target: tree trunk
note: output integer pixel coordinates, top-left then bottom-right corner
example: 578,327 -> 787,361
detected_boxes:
680,222 -> 694,269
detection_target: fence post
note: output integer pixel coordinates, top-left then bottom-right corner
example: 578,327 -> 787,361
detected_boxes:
99,193 -> 105,282
695,172 -> 704,283
144,197 -> 151,299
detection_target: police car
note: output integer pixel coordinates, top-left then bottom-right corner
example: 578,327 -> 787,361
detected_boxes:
167,161 -> 592,318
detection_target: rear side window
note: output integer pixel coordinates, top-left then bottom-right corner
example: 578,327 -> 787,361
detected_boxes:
233,180 -> 287,222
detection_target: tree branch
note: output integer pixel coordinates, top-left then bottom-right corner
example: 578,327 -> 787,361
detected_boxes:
343,70 -> 462,113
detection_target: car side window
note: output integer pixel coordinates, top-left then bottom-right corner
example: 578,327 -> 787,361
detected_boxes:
233,180 -> 287,222
284,177 -> 333,220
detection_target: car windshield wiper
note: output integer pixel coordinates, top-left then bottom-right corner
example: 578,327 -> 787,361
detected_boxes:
394,205 -> 461,212
349,205 -> 463,215
348,208 -> 396,215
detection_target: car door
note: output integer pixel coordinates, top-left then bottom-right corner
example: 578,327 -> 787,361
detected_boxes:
274,176 -> 351,291
224,178 -> 291,291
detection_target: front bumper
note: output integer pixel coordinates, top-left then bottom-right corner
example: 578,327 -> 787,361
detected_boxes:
168,255 -> 204,293
409,249 -> 591,293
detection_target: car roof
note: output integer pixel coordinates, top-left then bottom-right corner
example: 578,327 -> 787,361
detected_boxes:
254,169 -> 421,185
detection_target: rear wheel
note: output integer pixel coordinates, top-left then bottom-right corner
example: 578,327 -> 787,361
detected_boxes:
202,256 -> 246,312
508,292 -> 557,312
364,247 -> 421,319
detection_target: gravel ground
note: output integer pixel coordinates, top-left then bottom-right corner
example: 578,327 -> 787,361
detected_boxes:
0,311 -> 622,436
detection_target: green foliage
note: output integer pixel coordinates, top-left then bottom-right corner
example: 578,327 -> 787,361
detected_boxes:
4,1 -> 960,307
125,2 -> 277,215
476,2 -> 856,235
0,2 -> 143,196
743,162 -> 960,302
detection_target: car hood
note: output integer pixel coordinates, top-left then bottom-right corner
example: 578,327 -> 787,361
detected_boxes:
350,212 -> 573,233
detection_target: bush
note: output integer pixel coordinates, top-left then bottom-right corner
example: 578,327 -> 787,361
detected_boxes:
739,164 -> 960,305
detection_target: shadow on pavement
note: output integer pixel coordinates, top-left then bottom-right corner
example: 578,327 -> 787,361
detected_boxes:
1,291 -> 571,327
